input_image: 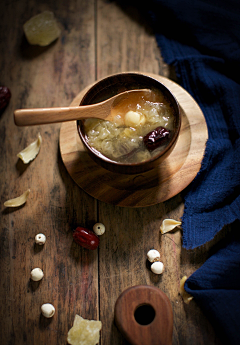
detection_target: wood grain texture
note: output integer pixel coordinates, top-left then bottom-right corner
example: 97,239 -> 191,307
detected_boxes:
0,1 -> 98,345
0,0 -> 225,345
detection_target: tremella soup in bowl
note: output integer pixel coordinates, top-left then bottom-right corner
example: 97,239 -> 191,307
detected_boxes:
77,73 -> 181,175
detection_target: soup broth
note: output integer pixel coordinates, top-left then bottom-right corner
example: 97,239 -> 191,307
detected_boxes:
83,89 -> 175,164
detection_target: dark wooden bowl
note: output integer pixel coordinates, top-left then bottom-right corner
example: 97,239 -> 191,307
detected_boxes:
77,72 -> 181,174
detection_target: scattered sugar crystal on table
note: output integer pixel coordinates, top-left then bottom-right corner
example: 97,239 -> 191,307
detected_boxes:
67,314 -> 102,345
23,11 -> 61,46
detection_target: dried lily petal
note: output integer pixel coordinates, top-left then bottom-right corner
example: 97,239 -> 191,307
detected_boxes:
67,314 -> 102,345
180,276 -> 193,304
160,218 -> 182,234
17,133 -> 42,164
4,189 -> 30,207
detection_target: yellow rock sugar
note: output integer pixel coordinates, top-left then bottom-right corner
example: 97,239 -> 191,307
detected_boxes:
23,11 -> 60,46
67,314 -> 102,345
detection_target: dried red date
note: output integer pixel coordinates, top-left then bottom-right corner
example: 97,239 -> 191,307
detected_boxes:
143,126 -> 170,151
73,226 -> 99,250
0,86 -> 11,110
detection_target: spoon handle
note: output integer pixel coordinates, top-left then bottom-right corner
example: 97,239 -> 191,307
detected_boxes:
14,89 -> 151,126
14,103 -> 107,126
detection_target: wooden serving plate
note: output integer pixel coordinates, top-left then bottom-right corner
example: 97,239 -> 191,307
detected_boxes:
59,73 -> 208,207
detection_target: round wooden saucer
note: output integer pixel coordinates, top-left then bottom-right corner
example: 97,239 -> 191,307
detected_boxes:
59,74 -> 208,207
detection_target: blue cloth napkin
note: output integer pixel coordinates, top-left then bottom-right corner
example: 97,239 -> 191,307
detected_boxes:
145,0 -> 240,249
147,2 -> 240,343
117,0 -> 240,343
185,224 -> 240,345
155,34 -> 240,250
145,1 -> 240,343
119,0 -> 240,247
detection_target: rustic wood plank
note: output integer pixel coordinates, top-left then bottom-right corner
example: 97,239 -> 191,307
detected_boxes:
0,0 -> 225,344
0,1 -> 98,344
96,0 -> 168,77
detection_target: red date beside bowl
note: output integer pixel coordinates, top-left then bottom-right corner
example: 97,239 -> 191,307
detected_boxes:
0,86 -> 11,110
77,72 -> 181,175
73,226 -> 99,250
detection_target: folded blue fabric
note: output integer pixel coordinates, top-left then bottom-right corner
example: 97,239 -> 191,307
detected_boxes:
146,1 -> 240,343
148,2 -> 240,343
119,0 -> 240,248
184,225 -> 240,345
155,36 -> 240,249
147,0 -> 240,249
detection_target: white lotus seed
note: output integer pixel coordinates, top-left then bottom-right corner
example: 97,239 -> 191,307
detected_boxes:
93,223 -> 105,235
151,261 -> 164,275
124,111 -> 145,127
30,268 -> 44,281
147,249 -> 160,263
35,233 -> 46,245
41,303 -> 55,318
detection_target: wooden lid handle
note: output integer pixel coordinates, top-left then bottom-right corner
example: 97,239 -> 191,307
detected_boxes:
114,285 -> 173,345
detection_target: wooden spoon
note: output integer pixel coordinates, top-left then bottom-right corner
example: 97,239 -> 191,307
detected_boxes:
114,285 -> 173,345
14,89 -> 150,126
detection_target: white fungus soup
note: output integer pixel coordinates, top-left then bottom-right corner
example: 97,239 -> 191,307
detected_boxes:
83,89 -> 175,164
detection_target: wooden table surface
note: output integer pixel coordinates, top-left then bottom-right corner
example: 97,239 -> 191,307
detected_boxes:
0,1 -> 225,344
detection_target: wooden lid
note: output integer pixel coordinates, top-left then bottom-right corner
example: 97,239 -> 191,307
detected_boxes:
114,285 -> 173,345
